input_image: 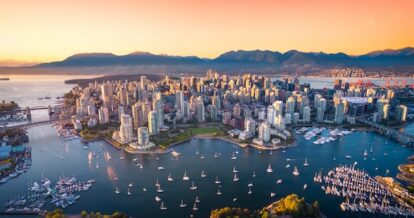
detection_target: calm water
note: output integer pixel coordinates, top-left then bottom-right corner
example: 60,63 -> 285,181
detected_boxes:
0,125 -> 412,218
1,76 -> 414,217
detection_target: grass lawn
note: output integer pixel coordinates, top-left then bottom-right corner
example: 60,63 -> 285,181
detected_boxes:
189,127 -> 219,135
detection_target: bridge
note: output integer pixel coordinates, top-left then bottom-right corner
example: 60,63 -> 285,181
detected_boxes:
356,117 -> 414,146
0,105 -> 59,116
3,118 -> 71,130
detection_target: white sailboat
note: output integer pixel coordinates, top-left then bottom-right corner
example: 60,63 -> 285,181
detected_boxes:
303,184 -> 308,190
277,179 -> 282,184
270,192 -> 276,197
190,181 -> 197,190
127,187 -> 131,196
200,154 -> 205,159
248,183 -> 253,187
179,199 -> 187,208
128,182 -> 133,188
195,196 -> 200,203
215,176 -> 221,184
252,171 -> 256,178
155,196 -> 161,202
214,152 -> 219,159
160,201 -> 167,210
216,188 -> 222,195
232,166 -> 238,173
233,173 -> 239,182
183,171 -> 189,181
157,185 -> 164,193
370,145 -> 373,153
155,178 -> 160,187
168,173 -> 174,182
201,170 -> 207,178
143,187 -> 147,192
115,187 -> 120,194
248,187 -> 252,194
267,164 -> 273,173
231,152 -> 237,160
303,158 -> 309,167
193,203 -> 198,211
285,164 -> 290,168
196,149 -> 200,155
293,166 -> 300,176
364,150 -> 368,156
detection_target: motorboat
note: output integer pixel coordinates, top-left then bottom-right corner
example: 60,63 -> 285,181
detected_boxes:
252,171 -> 256,178
277,179 -> 282,184
248,187 -> 252,194
345,155 -> 352,159
270,192 -> 276,197
127,187 -> 131,196
285,164 -> 290,168
155,196 -> 161,202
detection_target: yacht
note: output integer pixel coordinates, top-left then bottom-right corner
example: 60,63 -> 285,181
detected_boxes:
216,189 -> 222,195
252,171 -> 256,178
155,196 -> 161,202
193,203 -> 198,211
345,155 -> 352,159
179,200 -> 187,208
167,173 -> 174,182
200,154 -> 205,159
201,170 -> 206,178
248,187 -> 252,195
285,164 -> 290,168
233,173 -> 239,182
190,181 -> 197,190
303,184 -> 308,190
233,197 -> 238,202
160,201 -> 167,210
142,187 -> 147,192
277,179 -> 282,184
120,156 -> 125,160
231,152 -> 237,160
248,183 -> 253,187
128,182 -> 133,188
293,166 -> 300,176
158,166 -> 165,170
127,187 -> 131,196
270,192 -> 276,197
215,176 -> 221,184
183,171 -> 190,181
115,187 -> 120,194
267,164 -> 273,173
232,166 -> 238,173
304,158 -> 309,167
195,196 -> 200,203
157,185 -> 164,193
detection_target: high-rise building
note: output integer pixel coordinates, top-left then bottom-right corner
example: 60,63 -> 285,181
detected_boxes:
212,94 -> 221,110
101,83 -> 112,110
233,103 -> 241,118
118,87 -> 128,106
132,102 -> 144,129
87,104 -> 96,116
98,107 -> 109,124
334,100 -> 346,124
303,106 -> 311,122
258,122 -> 271,142
137,127 -> 149,146
274,114 -> 285,130
119,114 -> 133,144
244,117 -> 256,135
175,90 -> 184,118
267,105 -> 275,125
382,104 -> 390,120
196,98 -> 205,123
285,97 -> 295,115
148,110 -> 159,135
273,101 -> 284,116
334,79 -> 342,90
316,106 -> 324,122
208,105 -> 218,120
396,105 -> 408,122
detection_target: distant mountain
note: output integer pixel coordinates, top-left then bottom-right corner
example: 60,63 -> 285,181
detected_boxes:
32,47 -> 414,73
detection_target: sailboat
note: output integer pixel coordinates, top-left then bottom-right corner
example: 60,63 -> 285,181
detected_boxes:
233,197 -> 238,202
143,187 -> 147,192
190,181 -> 197,190
215,176 -> 221,184
248,187 -> 252,194
233,173 -> 239,182
155,196 -> 161,202
155,178 -> 160,187
168,173 -> 174,182
293,166 -> 300,176
303,184 -> 308,190
179,200 -> 187,208
214,152 -> 219,159
267,164 -> 273,173
195,196 -> 200,203
96,163 -> 99,169
232,166 -> 238,173
248,183 -> 253,187
183,171 -> 189,181
128,182 -> 133,188
231,152 -> 237,160
200,154 -> 205,159
193,203 -> 198,211
196,149 -> 200,155
201,170 -> 206,178
216,188 -> 222,195
370,145 -> 373,153
303,158 -> 309,167
157,184 -> 164,193
252,171 -> 256,178
127,187 -> 131,196
277,179 -> 282,184
115,187 -> 120,194
160,201 -> 167,210
364,150 -> 368,157
270,192 -> 276,197
285,164 -> 290,168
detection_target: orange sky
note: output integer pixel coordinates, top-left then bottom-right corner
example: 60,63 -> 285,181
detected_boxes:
0,0 -> 413,63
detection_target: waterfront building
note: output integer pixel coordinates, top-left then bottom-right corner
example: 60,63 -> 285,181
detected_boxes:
285,97 -> 295,115
274,114 -> 285,130
334,100 -> 346,124
148,110 -> 160,135
285,113 -> 292,125
137,127 -> 149,146
316,106 -> 325,122
87,104 -> 96,116
132,102 -> 144,129
244,117 -> 256,135
273,101 -> 284,116
98,107 -> 109,124
119,114 -> 133,144
396,105 -> 408,122
293,112 -> 299,124
222,111 -> 232,125
258,122 -> 271,142
233,103 -> 241,118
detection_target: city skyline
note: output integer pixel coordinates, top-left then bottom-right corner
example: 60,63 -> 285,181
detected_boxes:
1,0 -> 414,64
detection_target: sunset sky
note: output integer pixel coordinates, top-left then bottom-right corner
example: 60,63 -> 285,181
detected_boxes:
1,0 -> 413,64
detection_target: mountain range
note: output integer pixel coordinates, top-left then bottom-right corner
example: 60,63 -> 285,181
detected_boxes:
36,47 -> 414,68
